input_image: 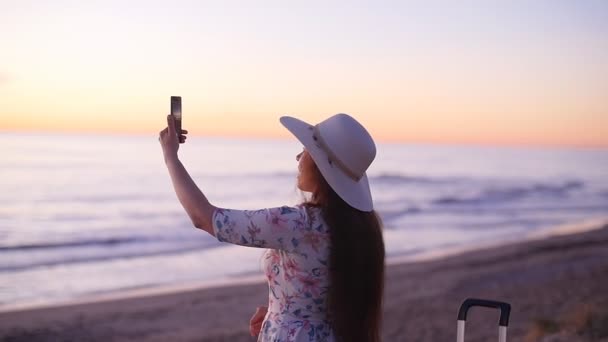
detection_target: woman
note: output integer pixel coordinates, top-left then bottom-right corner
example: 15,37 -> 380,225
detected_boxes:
159,113 -> 385,342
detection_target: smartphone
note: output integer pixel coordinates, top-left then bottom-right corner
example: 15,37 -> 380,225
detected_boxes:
170,96 -> 182,140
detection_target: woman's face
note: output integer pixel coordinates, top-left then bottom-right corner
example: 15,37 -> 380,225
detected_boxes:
296,149 -> 317,192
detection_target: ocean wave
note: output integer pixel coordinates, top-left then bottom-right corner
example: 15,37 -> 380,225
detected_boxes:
0,235 -> 219,272
0,243 -> 216,272
179,171 -> 458,184
31,193 -> 165,204
195,171 -> 296,180
385,247 -> 426,259
0,236 -> 144,252
371,173 -> 464,185
433,180 -> 584,206
377,207 -> 422,223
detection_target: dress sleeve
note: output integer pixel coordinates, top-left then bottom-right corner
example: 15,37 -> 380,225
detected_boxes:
212,205 -> 326,254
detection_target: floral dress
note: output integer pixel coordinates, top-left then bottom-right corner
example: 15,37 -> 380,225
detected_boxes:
212,205 -> 335,342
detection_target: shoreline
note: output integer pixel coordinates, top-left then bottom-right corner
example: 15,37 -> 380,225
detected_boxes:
1,220 -> 607,340
387,216 -> 608,264
1,217 -> 606,315
2,217 -> 605,315
0,275 -> 267,315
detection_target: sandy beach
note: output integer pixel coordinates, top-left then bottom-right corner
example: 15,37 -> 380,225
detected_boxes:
1,222 -> 607,342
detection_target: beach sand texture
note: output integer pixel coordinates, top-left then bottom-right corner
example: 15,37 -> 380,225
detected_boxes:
1,224 -> 607,342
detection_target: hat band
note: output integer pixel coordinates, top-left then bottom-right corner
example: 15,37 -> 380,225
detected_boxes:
312,125 -> 362,182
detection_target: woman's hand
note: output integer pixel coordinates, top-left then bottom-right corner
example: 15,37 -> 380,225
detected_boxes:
159,114 -> 188,163
249,306 -> 268,337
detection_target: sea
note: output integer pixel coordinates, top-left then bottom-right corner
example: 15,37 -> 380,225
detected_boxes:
1,132 -> 607,310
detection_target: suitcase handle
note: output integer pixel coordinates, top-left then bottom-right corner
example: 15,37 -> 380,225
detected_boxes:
458,298 -> 511,327
456,298 -> 511,342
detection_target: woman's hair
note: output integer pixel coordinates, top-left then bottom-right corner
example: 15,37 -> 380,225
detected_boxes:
304,161 -> 385,342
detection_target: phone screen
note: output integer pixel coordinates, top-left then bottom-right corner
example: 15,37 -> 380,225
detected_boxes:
171,96 -> 182,136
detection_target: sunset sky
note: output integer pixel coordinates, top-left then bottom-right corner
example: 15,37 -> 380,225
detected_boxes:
1,1 -> 607,147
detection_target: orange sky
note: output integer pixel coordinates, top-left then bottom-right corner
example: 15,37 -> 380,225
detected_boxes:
1,1 -> 607,147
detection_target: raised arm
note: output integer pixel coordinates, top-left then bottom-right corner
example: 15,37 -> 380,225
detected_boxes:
159,115 -> 216,235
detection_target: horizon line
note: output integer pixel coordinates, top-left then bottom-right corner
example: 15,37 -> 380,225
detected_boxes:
1,127 -> 607,150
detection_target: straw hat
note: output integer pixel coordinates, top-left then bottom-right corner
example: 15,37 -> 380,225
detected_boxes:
280,113 -> 376,212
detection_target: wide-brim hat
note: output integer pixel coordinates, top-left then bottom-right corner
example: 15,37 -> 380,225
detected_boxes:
280,113 -> 376,212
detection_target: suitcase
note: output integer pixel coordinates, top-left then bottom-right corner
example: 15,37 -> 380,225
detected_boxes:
457,298 -> 511,342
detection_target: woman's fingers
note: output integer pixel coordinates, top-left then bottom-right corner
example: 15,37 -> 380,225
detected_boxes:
166,115 -> 178,137
250,322 -> 263,336
254,306 -> 266,318
158,127 -> 168,141
161,116 -> 189,143
249,321 -> 263,336
249,306 -> 267,336
251,314 -> 263,324
249,312 -> 263,325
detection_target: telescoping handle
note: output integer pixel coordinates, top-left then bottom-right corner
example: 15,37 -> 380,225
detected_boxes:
456,298 -> 511,342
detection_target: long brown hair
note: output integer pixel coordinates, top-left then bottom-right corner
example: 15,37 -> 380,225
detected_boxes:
305,161 -> 385,342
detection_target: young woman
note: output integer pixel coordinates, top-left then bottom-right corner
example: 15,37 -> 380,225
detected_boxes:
159,113 -> 385,342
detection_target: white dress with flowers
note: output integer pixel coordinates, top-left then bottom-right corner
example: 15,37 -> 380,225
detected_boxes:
212,205 -> 335,342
